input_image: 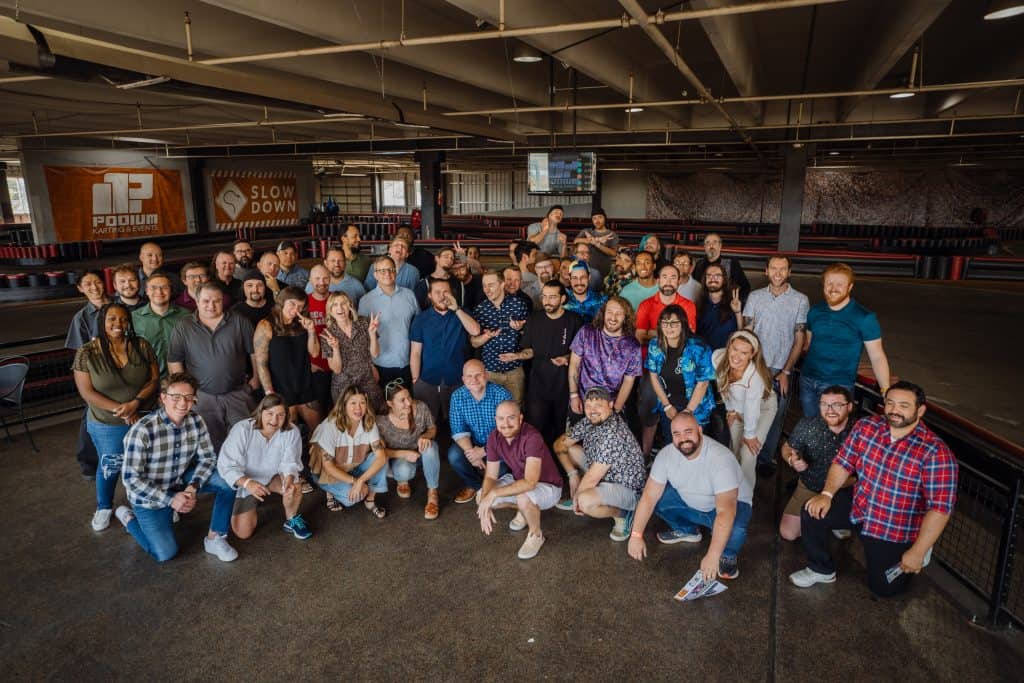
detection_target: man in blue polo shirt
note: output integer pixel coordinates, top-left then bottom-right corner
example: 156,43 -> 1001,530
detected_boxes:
801,263 -> 891,417
448,359 -> 513,503
410,278 -> 481,424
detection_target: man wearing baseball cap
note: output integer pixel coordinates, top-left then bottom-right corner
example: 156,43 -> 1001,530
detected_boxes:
276,240 -> 310,289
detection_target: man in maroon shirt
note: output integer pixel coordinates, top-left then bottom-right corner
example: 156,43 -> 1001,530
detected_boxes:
478,401 -> 564,560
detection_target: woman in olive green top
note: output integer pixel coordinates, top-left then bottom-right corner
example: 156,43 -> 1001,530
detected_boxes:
73,303 -> 160,532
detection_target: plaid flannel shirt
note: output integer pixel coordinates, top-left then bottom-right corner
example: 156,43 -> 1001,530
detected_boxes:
835,414 -> 958,543
122,408 -> 217,509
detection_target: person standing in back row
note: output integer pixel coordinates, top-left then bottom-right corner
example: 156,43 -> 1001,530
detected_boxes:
574,208 -> 619,279
527,205 -> 568,258
693,233 -> 751,302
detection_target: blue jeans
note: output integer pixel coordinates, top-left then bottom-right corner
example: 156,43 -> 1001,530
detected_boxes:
390,441 -> 441,489
125,468 -> 235,563
87,420 -> 131,510
654,485 -> 752,560
311,453 -> 388,507
799,375 -> 854,418
759,370 -> 792,465
447,442 -> 510,490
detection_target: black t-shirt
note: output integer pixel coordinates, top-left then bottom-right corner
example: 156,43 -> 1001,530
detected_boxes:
521,309 -> 584,394
453,275 -> 484,312
659,345 -> 687,409
231,299 -> 274,327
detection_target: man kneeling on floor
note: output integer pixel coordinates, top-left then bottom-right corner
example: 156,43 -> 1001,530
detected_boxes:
553,387 -> 646,542
117,372 -> 238,562
627,412 -> 751,580
791,381 -> 958,597
477,401 -> 564,560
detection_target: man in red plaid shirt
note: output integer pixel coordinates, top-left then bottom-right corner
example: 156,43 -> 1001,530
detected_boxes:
790,381 -> 958,597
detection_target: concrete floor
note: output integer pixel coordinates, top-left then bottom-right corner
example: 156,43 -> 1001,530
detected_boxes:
1,421 -> 1021,680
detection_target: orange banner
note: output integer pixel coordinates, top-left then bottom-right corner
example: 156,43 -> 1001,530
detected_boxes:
211,171 -> 299,229
43,165 -> 187,242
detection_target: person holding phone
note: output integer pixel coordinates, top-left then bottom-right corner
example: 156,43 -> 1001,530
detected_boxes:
253,286 -> 322,430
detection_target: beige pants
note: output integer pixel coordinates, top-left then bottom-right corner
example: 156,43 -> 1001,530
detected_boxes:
728,391 -> 778,491
488,367 -> 525,404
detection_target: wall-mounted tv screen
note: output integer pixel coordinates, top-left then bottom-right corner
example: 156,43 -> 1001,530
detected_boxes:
528,151 -> 596,194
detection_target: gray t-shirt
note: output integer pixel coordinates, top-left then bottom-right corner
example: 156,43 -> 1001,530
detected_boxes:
576,228 -> 619,276
376,401 -> 435,451
742,284 -> 809,370
650,437 -> 752,510
677,278 -> 703,306
167,311 -> 255,395
527,221 -> 564,256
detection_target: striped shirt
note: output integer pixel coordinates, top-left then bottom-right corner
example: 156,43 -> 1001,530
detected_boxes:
122,408 -> 217,509
835,414 -> 958,543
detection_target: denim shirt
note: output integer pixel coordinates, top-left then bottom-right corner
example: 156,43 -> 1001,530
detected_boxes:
645,337 -> 717,425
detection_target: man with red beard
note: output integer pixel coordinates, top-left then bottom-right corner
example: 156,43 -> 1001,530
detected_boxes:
793,381 -> 957,597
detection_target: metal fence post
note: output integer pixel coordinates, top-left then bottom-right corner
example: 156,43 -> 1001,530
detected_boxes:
988,475 -> 1022,627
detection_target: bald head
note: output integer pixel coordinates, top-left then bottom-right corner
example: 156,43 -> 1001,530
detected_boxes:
495,400 -> 524,440
670,411 -> 702,456
462,359 -> 488,396
309,264 -> 331,296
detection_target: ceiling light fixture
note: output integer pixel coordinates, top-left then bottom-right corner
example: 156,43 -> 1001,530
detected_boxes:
890,46 -> 919,99
984,0 -> 1024,20
512,43 -> 543,63
829,151 -> 840,156
625,107 -> 644,113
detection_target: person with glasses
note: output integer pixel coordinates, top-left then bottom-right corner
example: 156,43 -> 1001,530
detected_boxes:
696,263 -> 742,350
217,393 -> 311,542
308,385 -> 389,519
133,272 -> 191,377
792,382 -> 957,597
172,262 -> 210,312
116,372 -> 239,562
693,232 -> 751,302
364,237 -> 421,291
645,304 -> 717,448
358,256 -> 419,389
712,330 -> 778,489
232,239 -> 256,279
378,379 -> 441,520
778,386 -> 855,542
603,248 -> 635,299
672,251 -> 702,305
73,302 -> 160,532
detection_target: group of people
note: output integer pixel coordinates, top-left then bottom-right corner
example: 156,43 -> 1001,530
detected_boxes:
65,209 -> 958,597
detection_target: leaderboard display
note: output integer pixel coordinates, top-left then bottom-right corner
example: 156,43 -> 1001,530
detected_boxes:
528,151 -> 597,194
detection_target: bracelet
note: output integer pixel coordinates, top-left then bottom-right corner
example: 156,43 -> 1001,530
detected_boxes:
630,530 -> 643,539
567,470 -> 579,478
569,392 -> 579,397
782,369 -> 792,376
822,490 -> 834,499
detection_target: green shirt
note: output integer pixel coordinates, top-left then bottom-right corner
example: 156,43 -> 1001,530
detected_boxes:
346,253 -> 372,282
132,304 -> 190,376
73,338 -> 158,425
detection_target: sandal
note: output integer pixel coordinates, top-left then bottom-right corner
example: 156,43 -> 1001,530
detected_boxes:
396,482 -> 412,499
326,493 -> 344,512
424,500 -> 439,520
299,478 -> 314,495
364,498 -> 387,519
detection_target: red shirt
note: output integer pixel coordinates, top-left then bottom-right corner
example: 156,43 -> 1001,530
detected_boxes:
635,293 -> 697,360
306,294 -> 329,371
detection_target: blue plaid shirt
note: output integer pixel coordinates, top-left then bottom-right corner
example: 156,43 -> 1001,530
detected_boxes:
449,382 -> 512,446
122,408 -> 217,509
645,337 -> 717,425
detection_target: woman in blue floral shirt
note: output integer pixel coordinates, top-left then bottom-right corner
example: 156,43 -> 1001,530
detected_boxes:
645,304 -> 717,441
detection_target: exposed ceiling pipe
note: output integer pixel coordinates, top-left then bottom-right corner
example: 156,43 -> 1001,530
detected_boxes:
443,77 -> 1024,116
618,0 -> 763,161
198,0 -> 846,66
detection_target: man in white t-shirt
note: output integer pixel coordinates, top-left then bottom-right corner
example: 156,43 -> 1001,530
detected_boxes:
627,412 -> 753,581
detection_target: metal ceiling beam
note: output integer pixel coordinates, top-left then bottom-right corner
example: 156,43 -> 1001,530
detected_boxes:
691,0 -> 764,123
932,44 -> 1024,115
837,0 -> 950,122
0,16 -> 526,142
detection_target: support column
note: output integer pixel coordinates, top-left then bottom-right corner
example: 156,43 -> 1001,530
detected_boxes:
778,144 -> 811,252
415,151 -> 445,240
0,162 -> 15,224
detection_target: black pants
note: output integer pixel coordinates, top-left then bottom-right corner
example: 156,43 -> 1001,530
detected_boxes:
525,391 -> 569,447
800,488 -> 914,597
413,379 -> 458,427
76,409 -> 98,476
376,365 -> 413,393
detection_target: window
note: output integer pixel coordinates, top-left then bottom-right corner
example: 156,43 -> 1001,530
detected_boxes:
414,180 -> 422,208
7,177 -> 29,215
381,179 -> 406,207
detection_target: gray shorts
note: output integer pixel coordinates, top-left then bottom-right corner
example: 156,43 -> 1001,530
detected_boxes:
232,493 -> 263,515
595,482 -> 639,512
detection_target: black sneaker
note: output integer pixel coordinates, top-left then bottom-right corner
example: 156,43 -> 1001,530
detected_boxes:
718,556 -> 740,580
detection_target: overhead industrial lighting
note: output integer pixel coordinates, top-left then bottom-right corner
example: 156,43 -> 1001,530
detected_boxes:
512,43 -> 543,63
984,0 -> 1024,20
625,107 -> 644,113
828,151 -> 840,156
890,45 -> 919,99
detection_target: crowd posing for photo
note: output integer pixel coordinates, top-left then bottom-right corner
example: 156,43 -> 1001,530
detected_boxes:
65,208 -> 957,597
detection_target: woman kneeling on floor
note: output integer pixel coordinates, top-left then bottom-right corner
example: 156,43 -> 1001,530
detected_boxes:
377,379 -> 441,520
309,385 -> 388,518
217,393 -> 312,540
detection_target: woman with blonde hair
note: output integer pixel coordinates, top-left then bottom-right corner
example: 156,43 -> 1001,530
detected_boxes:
320,291 -> 384,411
308,385 -> 388,518
712,330 -> 778,489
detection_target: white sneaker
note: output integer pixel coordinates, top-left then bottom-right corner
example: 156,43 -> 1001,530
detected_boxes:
91,509 -> 112,531
114,505 -> 135,530
789,567 -> 837,588
609,516 -> 630,542
517,533 -> 545,560
832,529 -> 852,540
204,534 -> 239,562
509,512 -> 527,532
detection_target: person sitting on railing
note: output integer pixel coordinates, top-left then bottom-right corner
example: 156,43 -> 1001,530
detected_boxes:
111,263 -> 146,311
778,385 -> 855,541
574,208 -> 619,281
800,263 -> 891,418
66,269 -> 110,480
692,233 -> 750,302
73,302 -> 160,533
791,381 -> 958,597
527,205 -> 568,259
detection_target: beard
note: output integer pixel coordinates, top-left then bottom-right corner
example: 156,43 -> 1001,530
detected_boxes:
542,303 -> 559,314
675,438 -> 698,455
885,412 -> 915,429
705,282 -> 723,294
659,285 -> 676,297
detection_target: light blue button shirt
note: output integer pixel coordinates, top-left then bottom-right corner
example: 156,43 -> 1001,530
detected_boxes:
357,286 -> 419,368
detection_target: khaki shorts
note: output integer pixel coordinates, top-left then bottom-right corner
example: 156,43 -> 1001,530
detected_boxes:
784,479 -> 819,516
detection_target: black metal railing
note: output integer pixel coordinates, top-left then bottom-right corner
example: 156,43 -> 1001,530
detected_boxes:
1,334 -> 84,423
